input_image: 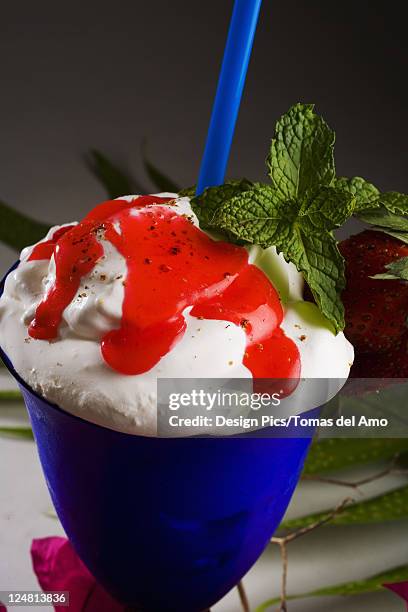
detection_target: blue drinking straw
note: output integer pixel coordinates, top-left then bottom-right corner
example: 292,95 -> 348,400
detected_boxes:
196,0 -> 263,195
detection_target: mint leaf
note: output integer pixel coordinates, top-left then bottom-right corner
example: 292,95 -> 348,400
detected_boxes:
357,204 -> 408,248
333,176 -> 379,211
267,103 -> 335,201
358,206 -> 408,231
191,179 -> 253,229
280,230 -> 346,333
373,228 -> 408,244
378,191 -> 408,215
0,200 -> 51,252
356,192 -> 408,243
303,186 -> 356,229
211,185 -> 355,332
178,185 -> 196,197
372,256 -> 408,280
208,185 -> 286,244
87,150 -> 146,198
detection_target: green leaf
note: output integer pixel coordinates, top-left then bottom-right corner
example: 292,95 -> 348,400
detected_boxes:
372,256 -> 408,280
267,103 -> 335,201
358,206 -> 408,232
178,185 -> 196,198
142,147 -> 180,193
302,186 -> 356,229
303,438 -> 408,475
191,179 -> 254,229
0,201 -> 51,252
371,227 -> 408,244
397,451 -> 408,468
357,192 -> 408,243
0,426 -> 33,440
87,150 -> 146,199
211,185 -> 355,332
208,184 -> 286,243
255,564 -> 408,610
280,484 -> 408,530
44,509 -> 58,519
0,390 -> 23,401
334,176 -> 380,211
378,191 -> 408,215
279,230 -> 346,333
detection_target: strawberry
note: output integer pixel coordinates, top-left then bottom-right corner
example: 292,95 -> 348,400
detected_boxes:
339,230 -> 408,353
350,332 -> 408,378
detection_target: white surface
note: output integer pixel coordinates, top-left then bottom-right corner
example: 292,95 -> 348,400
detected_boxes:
0,381 -> 406,611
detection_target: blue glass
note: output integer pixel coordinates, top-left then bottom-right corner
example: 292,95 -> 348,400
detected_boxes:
1,265 -> 313,611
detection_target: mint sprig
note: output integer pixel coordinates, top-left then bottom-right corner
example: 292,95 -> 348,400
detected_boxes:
191,103 -> 408,332
194,104 -> 356,333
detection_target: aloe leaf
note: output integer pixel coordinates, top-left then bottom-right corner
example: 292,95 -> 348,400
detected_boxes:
0,201 -> 51,252
255,564 -> 408,610
87,150 -> 146,198
0,426 -> 33,440
280,484 -> 408,530
397,452 -> 408,468
0,390 -> 23,401
142,146 -> 180,193
303,438 -> 408,476
44,509 -> 58,519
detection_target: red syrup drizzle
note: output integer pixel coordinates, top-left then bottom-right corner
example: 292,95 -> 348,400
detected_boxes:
27,196 -> 300,383
28,225 -> 75,262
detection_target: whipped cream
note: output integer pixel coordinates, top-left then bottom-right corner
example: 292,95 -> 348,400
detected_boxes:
0,194 -> 354,435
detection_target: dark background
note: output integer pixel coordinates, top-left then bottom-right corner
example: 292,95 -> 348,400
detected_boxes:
1,0 -> 407,235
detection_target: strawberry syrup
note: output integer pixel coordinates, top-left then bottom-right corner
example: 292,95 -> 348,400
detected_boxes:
28,197 -> 300,379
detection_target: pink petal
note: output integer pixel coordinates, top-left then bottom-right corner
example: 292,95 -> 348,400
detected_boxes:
384,581 -> 408,609
31,537 -> 124,612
